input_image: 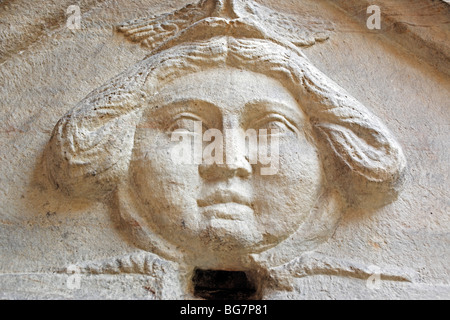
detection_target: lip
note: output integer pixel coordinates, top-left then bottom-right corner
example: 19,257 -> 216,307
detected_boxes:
197,190 -> 253,221
197,190 -> 252,208
199,203 -> 254,221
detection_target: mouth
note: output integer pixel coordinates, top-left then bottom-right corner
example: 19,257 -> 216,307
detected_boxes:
199,203 -> 254,221
197,190 -> 253,221
198,190 -> 251,207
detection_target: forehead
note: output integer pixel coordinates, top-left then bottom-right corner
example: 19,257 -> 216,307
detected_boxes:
152,68 -> 304,119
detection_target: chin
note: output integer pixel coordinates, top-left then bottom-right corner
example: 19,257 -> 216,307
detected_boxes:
179,221 -> 280,269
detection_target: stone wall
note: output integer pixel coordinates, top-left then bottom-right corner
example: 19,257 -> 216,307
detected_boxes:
0,0 -> 448,299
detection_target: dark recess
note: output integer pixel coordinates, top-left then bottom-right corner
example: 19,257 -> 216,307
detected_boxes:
193,269 -> 258,300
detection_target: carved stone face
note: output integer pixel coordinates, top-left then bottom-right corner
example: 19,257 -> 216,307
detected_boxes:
129,68 -> 323,268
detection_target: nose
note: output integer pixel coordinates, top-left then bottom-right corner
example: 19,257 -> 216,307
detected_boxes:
199,158 -> 252,180
199,128 -> 252,180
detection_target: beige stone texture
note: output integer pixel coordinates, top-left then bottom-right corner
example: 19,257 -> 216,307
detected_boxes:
0,0 -> 448,299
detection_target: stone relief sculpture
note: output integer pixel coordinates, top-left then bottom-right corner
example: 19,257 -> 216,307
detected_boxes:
45,0 -> 407,299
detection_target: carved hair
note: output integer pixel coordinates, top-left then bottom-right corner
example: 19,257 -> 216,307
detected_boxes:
47,36 -> 406,207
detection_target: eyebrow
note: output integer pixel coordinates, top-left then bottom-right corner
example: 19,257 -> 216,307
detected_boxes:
152,96 -> 218,110
244,99 -> 305,123
145,98 -> 221,126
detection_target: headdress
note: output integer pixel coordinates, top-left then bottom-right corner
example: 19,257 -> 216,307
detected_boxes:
47,0 -> 405,211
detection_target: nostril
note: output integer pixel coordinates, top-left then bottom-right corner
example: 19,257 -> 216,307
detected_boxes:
236,165 -> 251,178
198,160 -> 252,180
198,164 -> 212,179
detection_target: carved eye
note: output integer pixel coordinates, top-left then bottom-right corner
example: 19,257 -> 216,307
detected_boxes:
168,113 -> 205,134
253,114 -> 298,135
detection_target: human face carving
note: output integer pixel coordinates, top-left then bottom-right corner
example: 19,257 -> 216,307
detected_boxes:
130,68 -> 323,268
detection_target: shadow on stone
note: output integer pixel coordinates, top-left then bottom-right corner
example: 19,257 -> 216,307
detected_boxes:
193,269 -> 258,300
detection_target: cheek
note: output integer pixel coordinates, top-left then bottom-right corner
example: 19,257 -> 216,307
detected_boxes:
253,136 -> 323,234
129,133 -> 201,223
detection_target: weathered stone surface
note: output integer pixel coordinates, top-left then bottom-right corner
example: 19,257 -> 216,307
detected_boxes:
0,0 -> 448,300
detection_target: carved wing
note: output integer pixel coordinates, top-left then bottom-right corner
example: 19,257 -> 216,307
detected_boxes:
273,252 -> 417,283
116,1 -> 214,51
116,0 -> 333,51
60,252 -> 183,298
240,0 -> 333,46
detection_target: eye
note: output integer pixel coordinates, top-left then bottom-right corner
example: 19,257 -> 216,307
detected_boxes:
253,114 -> 298,135
167,113 -> 206,134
